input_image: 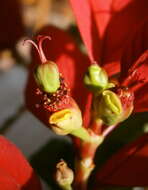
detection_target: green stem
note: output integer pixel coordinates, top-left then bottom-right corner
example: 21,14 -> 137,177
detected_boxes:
71,127 -> 91,142
60,184 -> 73,190
73,131 -> 104,190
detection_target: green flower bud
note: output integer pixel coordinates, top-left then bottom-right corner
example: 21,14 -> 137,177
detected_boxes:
49,108 -> 82,135
96,90 -> 123,126
84,64 -> 108,91
34,61 -> 60,93
56,160 -> 74,190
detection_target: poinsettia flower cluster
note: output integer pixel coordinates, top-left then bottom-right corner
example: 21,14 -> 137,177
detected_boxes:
24,0 -> 148,187
0,0 -> 148,190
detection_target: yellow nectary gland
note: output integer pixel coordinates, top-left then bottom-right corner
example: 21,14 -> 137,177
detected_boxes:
50,109 -> 71,123
49,108 -> 82,135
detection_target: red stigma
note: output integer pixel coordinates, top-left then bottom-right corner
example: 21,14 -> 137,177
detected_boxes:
23,35 -> 51,64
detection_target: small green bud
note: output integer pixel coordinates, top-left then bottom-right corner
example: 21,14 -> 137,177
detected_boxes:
96,90 -> 123,126
56,160 -> 74,190
34,61 -> 60,93
84,64 -> 108,91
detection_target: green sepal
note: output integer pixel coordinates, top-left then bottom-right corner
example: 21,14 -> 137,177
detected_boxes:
71,127 -> 91,141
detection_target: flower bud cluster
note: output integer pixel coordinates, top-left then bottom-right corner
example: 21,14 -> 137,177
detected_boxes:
84,64 -> 134,126
27,36 -> 87,139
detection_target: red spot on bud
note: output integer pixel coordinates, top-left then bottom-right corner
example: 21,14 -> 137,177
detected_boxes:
115,87 -> 134,111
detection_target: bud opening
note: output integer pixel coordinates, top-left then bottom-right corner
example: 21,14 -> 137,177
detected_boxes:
94,90 -> 123,126
84,64 -> 109,92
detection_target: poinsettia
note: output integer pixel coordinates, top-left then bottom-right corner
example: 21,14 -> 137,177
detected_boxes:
0,135 -> 41,190
25,0 -> 148,189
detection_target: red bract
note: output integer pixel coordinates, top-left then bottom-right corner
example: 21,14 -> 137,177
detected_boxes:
0,136 -> 41,190
119,20 -> 148,113
95,134 -> 148,188
70,0 -> 148,73
25,0 -> 148,187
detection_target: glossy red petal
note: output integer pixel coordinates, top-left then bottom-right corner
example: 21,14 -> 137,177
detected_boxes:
70,0 -> 148,72
69,0 -> 101,62
25,25 -> 92,127
0,136 -> 41,190
95,134 -> 148,187
0,0 -> 24,50
101,0 -> 148,67
70,0 -> 132,62
0,169 -> 20,190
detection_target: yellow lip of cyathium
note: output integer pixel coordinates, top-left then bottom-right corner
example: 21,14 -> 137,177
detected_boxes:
49,107 -> 83,136
49,109 -> 71,124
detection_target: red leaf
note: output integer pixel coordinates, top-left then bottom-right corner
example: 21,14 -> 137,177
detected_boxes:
95,134 -> 148,187
25,25 -> 92,127
70,0 -> 148,74
101,0 -> 148,65
0,169 -> 20,190
0,136 -> 41,190
0,0 -> 24,50
120,20 -> 148,79
134,83 -> 148,113
69,0 -> 101,62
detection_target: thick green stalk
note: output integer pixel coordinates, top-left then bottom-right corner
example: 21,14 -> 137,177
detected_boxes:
60,184 -> 73,190
71,127 -> 91,141
73,130 -> 104,190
